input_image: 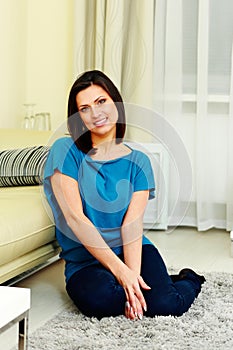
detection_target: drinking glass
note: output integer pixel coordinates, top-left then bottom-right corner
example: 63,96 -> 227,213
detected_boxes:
44,113 -> 51,130
34,113 -> 46,130
22,103 -> 36,129
34,112 -> 51,130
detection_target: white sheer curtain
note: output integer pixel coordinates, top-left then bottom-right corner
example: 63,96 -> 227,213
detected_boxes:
153,0 -> 233,231
73,0 -> 233,231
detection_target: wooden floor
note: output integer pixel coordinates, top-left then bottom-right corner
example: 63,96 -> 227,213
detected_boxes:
1,227 -> 232,349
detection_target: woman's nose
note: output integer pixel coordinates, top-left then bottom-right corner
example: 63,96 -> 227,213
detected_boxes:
91,105 -> 101,118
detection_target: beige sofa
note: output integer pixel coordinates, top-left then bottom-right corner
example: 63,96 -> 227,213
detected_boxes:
0,129 -> 60,284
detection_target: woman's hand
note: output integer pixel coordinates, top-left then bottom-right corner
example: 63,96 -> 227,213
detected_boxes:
117,265 -> 151,320
125,297 -> 144,320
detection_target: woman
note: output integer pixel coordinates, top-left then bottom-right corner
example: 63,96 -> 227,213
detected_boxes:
43,70 -> 205,320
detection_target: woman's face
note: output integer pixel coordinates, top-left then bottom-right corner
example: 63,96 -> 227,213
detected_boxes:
76,84 -> 118,139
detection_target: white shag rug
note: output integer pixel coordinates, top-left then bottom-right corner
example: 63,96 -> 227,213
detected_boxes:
28,271 -> 233,350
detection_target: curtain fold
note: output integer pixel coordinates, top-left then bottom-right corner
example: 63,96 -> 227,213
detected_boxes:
74,0 -> 155,108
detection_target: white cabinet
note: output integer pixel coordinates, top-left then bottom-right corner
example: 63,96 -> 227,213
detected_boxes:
127,142 -> 169,230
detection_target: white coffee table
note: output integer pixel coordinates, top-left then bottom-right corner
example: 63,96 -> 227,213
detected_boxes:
0,286 -> 31,350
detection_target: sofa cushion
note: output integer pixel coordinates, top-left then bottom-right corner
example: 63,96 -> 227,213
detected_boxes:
0,186 -> 55,266
0,146 -> 50,187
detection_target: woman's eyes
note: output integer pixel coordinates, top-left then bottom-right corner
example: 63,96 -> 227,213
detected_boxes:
98,98 -> 106,105
80,106 -> 90,113
79,99 -> 107,113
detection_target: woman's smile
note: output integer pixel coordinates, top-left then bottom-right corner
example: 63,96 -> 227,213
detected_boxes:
93,116 -> 108,127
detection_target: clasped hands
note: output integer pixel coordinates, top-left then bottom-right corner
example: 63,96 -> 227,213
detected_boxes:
117,266 -> 151,320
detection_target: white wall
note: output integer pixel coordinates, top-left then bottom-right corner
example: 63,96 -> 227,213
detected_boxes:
0,0 -> 74,130
0,0 -> 28,128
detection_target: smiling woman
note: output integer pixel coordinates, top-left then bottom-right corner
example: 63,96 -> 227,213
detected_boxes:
43,70 -> 205,321
76,85 -> 119,144
67,70 -> 126,155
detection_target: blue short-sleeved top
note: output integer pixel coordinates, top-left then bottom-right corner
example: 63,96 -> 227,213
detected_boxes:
43,137 -> 155,282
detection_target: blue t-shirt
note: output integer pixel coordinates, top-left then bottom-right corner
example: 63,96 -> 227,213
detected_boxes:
43,137 -> 155,282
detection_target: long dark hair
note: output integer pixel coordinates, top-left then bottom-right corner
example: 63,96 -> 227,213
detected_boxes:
67,70 -> 126,154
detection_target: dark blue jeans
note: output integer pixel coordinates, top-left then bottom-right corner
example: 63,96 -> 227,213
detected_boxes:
66,244 -> 203,319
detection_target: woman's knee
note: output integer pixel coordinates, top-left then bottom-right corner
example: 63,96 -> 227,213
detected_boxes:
77,283 -> 125,318
66,268 -> 125,318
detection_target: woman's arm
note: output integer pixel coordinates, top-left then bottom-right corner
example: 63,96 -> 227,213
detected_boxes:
121,190 -> 149,273
51,170 -> 123,261
121,190 -> 151,318
50,170 -> 149,317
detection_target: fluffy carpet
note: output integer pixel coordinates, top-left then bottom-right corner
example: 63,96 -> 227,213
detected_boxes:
28,271 -> 233,350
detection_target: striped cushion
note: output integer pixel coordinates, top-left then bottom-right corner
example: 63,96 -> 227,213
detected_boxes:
0,146 -> 50,186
